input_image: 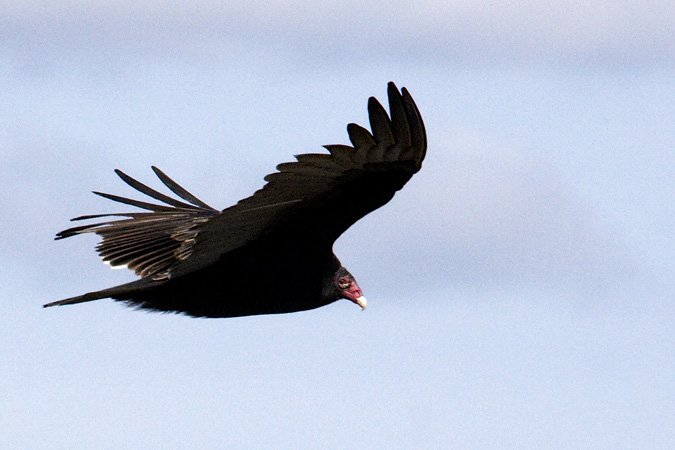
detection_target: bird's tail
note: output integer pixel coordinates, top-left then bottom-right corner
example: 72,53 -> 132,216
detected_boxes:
44,278 -> 161,308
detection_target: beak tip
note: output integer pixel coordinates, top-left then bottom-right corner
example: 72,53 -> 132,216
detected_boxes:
355,296 -> 367,310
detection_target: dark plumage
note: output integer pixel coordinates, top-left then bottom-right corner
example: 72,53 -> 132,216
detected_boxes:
45,82 -> 427,318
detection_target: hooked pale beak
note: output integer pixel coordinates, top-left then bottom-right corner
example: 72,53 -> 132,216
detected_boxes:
354,296 -> 367,310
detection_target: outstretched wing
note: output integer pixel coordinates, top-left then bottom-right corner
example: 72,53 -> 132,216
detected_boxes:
55,82 -> 426,282
168,82 -> 426,277
55,166 -> 219,279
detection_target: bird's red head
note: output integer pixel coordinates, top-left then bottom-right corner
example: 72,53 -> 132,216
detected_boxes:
335,270 -> 367,310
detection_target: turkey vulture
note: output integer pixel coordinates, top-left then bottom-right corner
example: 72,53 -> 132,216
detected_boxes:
44,82 -> 426,318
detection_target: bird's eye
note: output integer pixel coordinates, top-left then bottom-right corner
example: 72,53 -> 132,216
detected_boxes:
338,277 -> 351,289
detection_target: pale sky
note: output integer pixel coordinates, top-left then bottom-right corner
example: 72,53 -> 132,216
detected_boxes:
1,2 -> 674,448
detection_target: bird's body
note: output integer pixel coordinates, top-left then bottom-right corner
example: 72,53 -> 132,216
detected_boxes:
45,82 -> 426,318
103,238 -> 344,318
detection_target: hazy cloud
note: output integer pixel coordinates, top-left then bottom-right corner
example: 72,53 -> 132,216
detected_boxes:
2,1 -> 674,68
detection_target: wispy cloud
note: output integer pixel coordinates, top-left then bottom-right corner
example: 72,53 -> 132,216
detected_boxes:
2,1 -> 673,68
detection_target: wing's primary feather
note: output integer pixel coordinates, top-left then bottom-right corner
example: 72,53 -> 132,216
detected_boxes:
56,169 -> 218,278
151,166 -> 216,210
114,168 -> 204,209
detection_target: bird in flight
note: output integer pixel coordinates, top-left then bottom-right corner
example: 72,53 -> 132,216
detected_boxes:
45,82 -> 427,318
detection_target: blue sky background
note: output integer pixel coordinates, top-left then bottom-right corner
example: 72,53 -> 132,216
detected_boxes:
1,1 -> 674,448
